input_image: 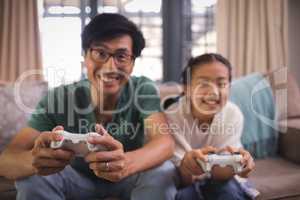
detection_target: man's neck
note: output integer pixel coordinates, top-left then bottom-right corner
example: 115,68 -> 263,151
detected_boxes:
91,86 -> 119,112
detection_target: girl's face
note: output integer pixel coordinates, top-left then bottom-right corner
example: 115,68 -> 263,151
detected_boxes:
185,61 -> 230,121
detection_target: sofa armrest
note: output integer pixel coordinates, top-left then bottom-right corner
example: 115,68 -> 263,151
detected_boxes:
278,119 -> 300,164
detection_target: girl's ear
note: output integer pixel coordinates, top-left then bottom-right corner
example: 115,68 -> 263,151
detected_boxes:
183,84 -> 191,98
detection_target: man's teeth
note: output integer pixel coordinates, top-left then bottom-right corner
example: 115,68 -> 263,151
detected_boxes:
97,75 -> 120,83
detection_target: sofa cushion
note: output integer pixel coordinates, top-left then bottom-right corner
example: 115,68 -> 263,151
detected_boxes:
0,80 -> 47,151
230,73 -> 278,158
249,158 -> 300,200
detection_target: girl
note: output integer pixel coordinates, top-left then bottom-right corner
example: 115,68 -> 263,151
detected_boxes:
165,53 -> 258,200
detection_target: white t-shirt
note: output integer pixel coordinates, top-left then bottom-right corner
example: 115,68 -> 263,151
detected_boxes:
165,96 -> 244,167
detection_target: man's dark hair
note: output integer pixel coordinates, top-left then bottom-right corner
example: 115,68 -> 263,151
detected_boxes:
81,13 -> 145,58
181,53 -> 232,84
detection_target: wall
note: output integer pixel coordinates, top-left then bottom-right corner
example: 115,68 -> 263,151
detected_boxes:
288,0 -> 300,86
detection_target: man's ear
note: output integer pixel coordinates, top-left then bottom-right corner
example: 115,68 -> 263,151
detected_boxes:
127,59 -> 135,75
83,50 -> 88,58
83,51 -> 89,65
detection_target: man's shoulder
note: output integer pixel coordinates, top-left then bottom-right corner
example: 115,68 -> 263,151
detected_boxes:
46,79 -> 89,98
130,76 -> 155,86
128,76 -> 158,95
53,79 -> 89,91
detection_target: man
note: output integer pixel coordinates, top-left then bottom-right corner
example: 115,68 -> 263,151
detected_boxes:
0,13 -> 177,200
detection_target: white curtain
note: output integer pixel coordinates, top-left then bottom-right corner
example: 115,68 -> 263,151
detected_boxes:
216,0 -> 288,77
0,0 -> 43,82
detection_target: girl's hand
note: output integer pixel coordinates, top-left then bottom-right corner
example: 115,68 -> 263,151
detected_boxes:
180,146 -> 217,176
221,146 -> 255,178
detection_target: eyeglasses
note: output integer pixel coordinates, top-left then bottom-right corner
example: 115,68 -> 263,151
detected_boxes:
89,48 -> 134,66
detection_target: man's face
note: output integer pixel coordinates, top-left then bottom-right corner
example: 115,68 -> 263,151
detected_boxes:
186,61 -> 230,119
85,35 -> 134,96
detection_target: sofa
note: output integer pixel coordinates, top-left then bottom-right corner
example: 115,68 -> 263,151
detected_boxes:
1,69 -> 300,200
0,80 -> 48,199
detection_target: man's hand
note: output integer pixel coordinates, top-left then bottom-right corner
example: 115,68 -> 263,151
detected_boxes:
85,124 -> 130,182
179,146 -> 217,178
221,146 -> 255,178
31,126 -> 75,176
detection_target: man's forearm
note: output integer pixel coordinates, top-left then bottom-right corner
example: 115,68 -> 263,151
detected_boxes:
0,149 -> 35,180
125,135 -> 175,176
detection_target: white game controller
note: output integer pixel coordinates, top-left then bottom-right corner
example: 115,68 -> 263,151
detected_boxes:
197,153 -> 243,174
50,130 -> 107,156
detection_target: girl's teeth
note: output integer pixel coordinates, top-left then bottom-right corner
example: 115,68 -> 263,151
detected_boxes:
205,100 -> 218,105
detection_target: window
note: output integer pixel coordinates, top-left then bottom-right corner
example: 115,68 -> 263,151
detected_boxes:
39,0 -> 86,87
191,0 -> 217,56
39,0 -> 163,87
96,0 -> 163,81
39,0 -> 217,86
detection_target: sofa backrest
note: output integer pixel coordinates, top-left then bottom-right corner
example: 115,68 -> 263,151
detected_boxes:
0,80 -> 48,152
266,68 -> 300,120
